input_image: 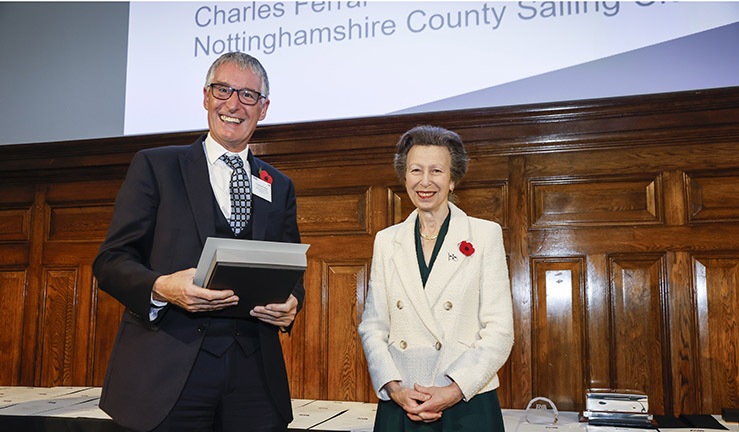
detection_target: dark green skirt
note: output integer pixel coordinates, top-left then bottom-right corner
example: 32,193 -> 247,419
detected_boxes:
373,389 -> 504,432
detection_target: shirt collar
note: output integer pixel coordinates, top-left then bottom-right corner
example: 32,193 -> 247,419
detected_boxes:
204,133 -> 250,165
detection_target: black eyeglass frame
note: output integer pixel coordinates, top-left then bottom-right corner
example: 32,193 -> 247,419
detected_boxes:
207,83 -> 267,106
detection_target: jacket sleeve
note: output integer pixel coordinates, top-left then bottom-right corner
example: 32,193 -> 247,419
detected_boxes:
93,151 -> 163,321
444,222 -> 514,400
358,232 -> 404,400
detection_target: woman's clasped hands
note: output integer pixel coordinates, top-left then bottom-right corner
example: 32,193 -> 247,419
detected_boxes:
384,381 -> 464,423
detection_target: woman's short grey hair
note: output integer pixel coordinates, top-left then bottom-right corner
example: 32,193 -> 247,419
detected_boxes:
394,125 -> 469,185
204,52 -> 270,98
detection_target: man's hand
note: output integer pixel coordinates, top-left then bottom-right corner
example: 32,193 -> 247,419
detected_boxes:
152,268 -> 239,312
250,294 -> 298,327
383,381 -> 442,423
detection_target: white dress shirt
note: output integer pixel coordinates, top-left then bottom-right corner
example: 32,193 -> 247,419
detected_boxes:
203,133 -> 252,220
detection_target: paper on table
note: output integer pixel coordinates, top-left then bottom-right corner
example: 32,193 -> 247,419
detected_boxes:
288,400 -> 349,430
0,387 -> 38,408
587,426 -> 655,432
0,388 -> 97,416
307,401 -> 376,431
0,387 -> 93,410
44,398 -> 111,419
292,399 -> 315,410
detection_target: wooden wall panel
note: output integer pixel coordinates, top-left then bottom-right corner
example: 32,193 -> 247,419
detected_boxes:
585,254 -> 610,391
531,258 -> 585,411
693,256 -> 739,413
297,188 -> 370,236
91,285 -> 125,385
324,262 -> 371,402
530,176 -> 662,227
609,256 -> 668,414
686,173 -> 739,223
665,251 -> 696,414
0,244 -> 30,269
508,154 -> 533,408
284,183 -> 385,402
0,87 -> 738,416
0,208 -> 31,242
46,205 -> 115,242
0,184 -> 34,242
38,268 -> 81,386
453,182 -> 508,227
0,269 -> 26,385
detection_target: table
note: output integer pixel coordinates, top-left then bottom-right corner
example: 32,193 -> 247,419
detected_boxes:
2,387 -> 737,432
0,387 -> 376,431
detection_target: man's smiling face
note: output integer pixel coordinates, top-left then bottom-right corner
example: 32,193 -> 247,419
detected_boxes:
203,62 -> 269,152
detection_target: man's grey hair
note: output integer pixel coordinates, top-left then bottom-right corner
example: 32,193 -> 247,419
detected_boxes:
204,52 -> 270,98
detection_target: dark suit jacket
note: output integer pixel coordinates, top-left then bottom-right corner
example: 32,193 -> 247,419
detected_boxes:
93,135 -> 304,431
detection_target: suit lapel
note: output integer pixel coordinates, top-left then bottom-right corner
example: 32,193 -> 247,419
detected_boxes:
180,137 -> 216,247
391,211 -> 443,340
423,203 -> 471,307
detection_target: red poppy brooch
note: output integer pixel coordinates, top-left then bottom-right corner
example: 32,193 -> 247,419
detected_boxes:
259,168 -> 273,184
459,241 -> 475,256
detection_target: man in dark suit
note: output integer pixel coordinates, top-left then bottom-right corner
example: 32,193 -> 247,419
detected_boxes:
93,52 -> 303,432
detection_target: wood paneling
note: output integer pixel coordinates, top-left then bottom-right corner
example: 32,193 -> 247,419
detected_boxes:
0,269 -> 26,385
531,258 -> 585,411
91,285 -> 124,385
693,256 -> 739,413
609,256 -> 668,414
38,268 -> 84,386
0,184 -> 34,242
323,262 -> 371,402
46,205 -> 115,242
1,87 -> 738,415
686,173 -> 739,223
297,188 -> 370,236
665,251 -> 695,414
0,208 -> 31,241
530,176 -> 662,227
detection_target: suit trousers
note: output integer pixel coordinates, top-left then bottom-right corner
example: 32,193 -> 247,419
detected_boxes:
150,342 -> 287,432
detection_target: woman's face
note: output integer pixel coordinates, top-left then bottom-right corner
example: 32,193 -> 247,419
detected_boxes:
404,145 -> 454,214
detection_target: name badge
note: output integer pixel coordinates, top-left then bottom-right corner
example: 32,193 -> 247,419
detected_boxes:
251,175 -> 272,202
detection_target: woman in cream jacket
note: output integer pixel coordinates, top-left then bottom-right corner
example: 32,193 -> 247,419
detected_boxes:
358,126 -> 514,431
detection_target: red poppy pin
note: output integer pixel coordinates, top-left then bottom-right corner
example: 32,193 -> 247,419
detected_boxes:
259,168 -> 273,184
459,241 -> 475,257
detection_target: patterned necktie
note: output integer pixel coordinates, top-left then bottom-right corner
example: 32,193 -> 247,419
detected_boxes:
219,154 -> 251,235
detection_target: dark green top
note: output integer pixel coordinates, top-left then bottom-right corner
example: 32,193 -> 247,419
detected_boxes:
414,210 -> 452,288
374,389 -> 504,432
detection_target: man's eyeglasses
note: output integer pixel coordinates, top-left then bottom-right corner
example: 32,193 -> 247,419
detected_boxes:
208,83 -> 266,106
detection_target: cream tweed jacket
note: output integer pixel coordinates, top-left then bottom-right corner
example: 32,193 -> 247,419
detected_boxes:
358,203 -> 514,402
